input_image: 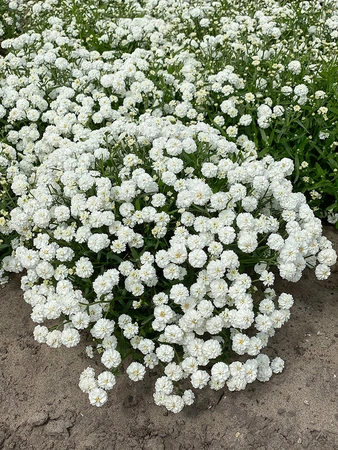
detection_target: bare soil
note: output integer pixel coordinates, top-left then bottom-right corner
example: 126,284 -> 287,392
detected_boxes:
0,226 -> 337,450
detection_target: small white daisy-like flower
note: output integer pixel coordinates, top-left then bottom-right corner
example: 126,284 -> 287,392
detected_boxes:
88,388 -> 108,407
126,362 -> 146,382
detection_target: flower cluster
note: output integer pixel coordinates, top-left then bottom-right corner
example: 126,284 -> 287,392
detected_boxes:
3,113 -> 337,411
0,0 -> 337,412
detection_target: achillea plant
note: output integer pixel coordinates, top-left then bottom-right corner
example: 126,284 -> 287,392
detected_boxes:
3,114 -> 337,411
0,0 -> 337,411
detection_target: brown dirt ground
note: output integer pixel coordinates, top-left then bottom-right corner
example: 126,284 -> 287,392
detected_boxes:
0,226 -> 337,450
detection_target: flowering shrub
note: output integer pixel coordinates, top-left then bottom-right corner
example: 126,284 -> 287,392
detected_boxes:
4,114 -> 337,411
0,0 -> 337,412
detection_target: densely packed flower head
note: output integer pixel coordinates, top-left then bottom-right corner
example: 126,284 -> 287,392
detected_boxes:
0,0 -> 337,411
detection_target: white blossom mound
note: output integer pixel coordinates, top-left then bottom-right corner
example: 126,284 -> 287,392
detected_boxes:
2,114 -> 336,411
0,0 -> 337,412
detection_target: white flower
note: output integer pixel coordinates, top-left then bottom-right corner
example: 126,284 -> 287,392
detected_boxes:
187,234 -> 205,250
118,261 -> 134,276
197,300 -> 214,319
241,196 -> 258,212
202,339 -> 222,359
182,389 -> 195,406
319,131 -> 329,140
201,162 -> 218,178
97,371 -> 116,390
11,174 -> 29,196
151,193 -> 166,207
91,318 -> 115,339
53,205 -> 70,222
191,370 -> 210,389
179,309 -> 205,332
247,337 -> 263,356
232,333 -> 250,355
88,388 -> 108,407
163,263 -> 181,280
152,292 -> 169,306
257,365 -> 273,382
257,104 -> 272,119
239,114 -> 252,126
181,356 -> 198,375
279,262 -> 298,281
79,371 -> 97,394
288,60 -> 301,74
186,338 -> 203,357
191,181 -> 212,205
259,299 -> 275,314
61,328 -> 81,348
46,330 -> 62,348
315,264 -> 331,280
101,349 -> 121,369
259,270 -> 275,286
93,274 -> 114,297
270,310 -> 286,328
126,362 -> 146,381
294,84 -> 308,97
210,192 -> 229,210
317,249 -> 337,266
56,247 -> 74,262
220,99 -> 238,117
71,311 -> 90,330
155,376 -> 174,395
206,260 -> 226,279
33,325 -> 49,343
270,357 -> 284,374
102,335 -> 117,350
75,257 -> 94,278
87,233 -> 110,252
143,353 -> 159,369
267,234 -> 284,251
168,244 -> 187,264
255,314 -> 273,332
18,249 -> 40,269
162,171 -> 177,186
211,362 -> 230,383
154,304 -> 174,322
119,202 -> 135,217
278,293 -> 294,310
165,363 -> 184,381
226,125 -> 238,137
188,249 -> 208,268
123,322 -> 139,339
273,105 -> 284,117
163,325 -> 184,344
244,360 -> 258,383
138,338 -> 155,355
118,314 -> 132,329
205,316 -> 224,334
163,395 -> 185,413
156,344 -> 175,363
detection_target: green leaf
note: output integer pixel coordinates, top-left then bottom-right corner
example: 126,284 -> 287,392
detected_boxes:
294,154 -> 300,182
260,128 -> 268,144
315,162 -> 325,177
328,158 -> 338,170
106,252 -> 124,263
